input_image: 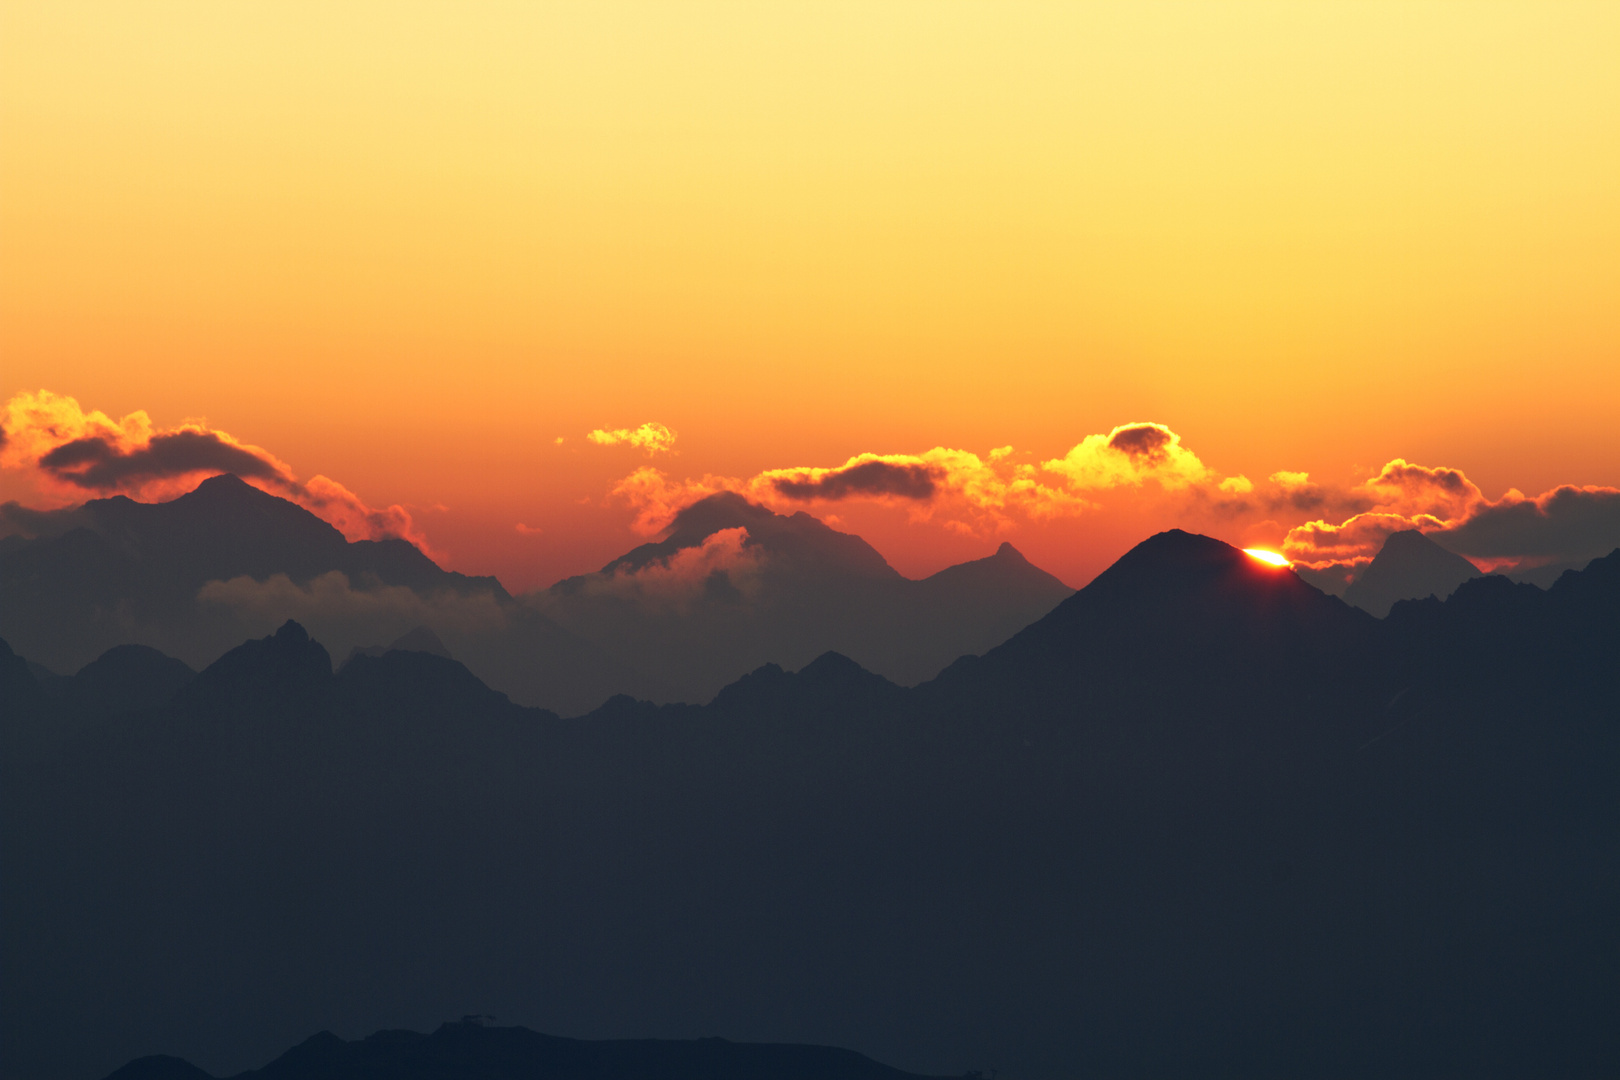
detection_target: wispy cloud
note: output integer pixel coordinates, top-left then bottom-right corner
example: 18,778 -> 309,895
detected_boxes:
587,422 -> 677,455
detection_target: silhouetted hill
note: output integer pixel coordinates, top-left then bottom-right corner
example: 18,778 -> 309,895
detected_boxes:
53,644 -> 196,714
6,532 -> 1619,1080
539,493 -> 1073,701
1342,529 -> 1483,616
933,529 -> 1379,715
106,1019 -> 955,1080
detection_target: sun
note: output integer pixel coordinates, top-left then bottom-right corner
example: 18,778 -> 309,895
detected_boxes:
1243,548 -> 1291,568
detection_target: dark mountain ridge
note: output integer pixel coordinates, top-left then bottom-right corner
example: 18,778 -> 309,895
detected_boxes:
5,531 -> 1618,1080
106,1018 -> 955,1080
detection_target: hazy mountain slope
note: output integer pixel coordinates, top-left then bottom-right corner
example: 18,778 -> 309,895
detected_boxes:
537,493 -> 1073,701
6,535 -> 1618,1080
1343,529 -> 1483,616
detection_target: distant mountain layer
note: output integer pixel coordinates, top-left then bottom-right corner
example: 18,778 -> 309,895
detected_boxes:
1342,529 -> 1484,617
105,1019 -> 954,1080
5,530 -> 1618,1079
538,491 -> 1074,701
0,476 -> 1072,711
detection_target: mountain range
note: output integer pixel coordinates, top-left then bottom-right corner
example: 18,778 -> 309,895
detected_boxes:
5,526 -> 1617,1079
536,491 -> 1073,700
0,475 -> 1071,713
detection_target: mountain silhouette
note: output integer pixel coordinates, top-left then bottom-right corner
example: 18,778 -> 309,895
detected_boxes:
5,531 -> 1618,1080
45,644 -> 196,715
538,492 -> 1072,702
932,529 -> 1379,715
1342,528 -> 1483,616
104,1018 -> 955,1080
0,473 -> 645,714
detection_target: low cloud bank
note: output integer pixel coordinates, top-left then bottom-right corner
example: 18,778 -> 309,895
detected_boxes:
555,527 -> 766,613
197,571 -> 509,657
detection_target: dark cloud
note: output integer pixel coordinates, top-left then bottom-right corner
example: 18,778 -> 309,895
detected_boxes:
38,430 -> 289,491
772,460 -> 940,501
1435,486 -> 1620,561
1106,424 -> 1173,462
1367,459 -> 1477,499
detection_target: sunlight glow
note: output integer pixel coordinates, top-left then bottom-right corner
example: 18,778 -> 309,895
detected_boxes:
1243,548 -> 1291,568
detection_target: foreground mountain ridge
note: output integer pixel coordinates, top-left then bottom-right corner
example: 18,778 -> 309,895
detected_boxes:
105,1018 -> 959,1080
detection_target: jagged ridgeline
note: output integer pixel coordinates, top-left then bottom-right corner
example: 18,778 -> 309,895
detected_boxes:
0,475 -> 1072,714
5,529 -> 1618,1079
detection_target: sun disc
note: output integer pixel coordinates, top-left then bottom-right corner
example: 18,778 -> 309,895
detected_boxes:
1243,548 -> 1291,567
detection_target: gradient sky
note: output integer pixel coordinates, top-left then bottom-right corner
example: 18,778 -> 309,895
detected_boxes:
4,2 -> 1619,590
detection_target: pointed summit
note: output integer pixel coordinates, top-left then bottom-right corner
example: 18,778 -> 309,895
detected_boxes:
940,530 -> 1374,706
1344,529 -> 1482,617
182,619 -> 333,713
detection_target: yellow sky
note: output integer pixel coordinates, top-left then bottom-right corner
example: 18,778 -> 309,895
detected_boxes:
4,2 -> 1618,586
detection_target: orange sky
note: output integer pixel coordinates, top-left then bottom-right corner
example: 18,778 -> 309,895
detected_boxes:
3,3 -> 1619,590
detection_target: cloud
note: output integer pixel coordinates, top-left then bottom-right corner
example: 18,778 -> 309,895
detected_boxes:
1283,511 -> 1451,565
1,390 -> 431,549
608,466 -> 733,536
560,527 -> 767,613
587,422 -> 677,455
197,571 -> 509,654
769,458 -> 940,501
1042,423 -> 1211,491
1280,458 -> 1620,572
605,423 -> 1227,539
1,389 -> 293,495
38,428 -> 294,490
1433,485 -> 1620,561
1359,458 -> 1482,520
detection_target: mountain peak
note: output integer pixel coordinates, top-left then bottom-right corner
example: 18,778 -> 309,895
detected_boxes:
991,540 -> 1028,563
594,492 -> 900,581
1344,529 -> 1481,617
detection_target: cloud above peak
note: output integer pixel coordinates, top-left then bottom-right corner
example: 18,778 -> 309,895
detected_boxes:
1279,457 -> 1620,573
1042,423 -> 1211,491
1,390 -> 430,549
767,457 -> 942,502
604,422 -> 1233,538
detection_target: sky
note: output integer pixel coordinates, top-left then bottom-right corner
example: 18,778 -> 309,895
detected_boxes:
3,2 -> 1619,591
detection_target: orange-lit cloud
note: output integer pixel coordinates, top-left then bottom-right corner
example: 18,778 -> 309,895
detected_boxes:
1281,457 -> 1620,572
587,422 -> 677,455
1042,423 -> 1211,491
543,526 -> 766,614
607,423 -> 1234,538
1,390 -> 429,549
